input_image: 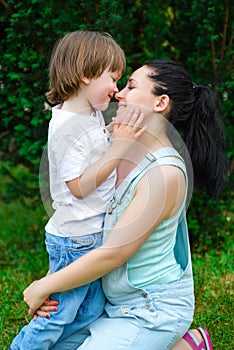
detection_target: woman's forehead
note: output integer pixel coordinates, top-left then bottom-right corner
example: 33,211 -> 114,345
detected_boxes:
129,66 -> 153,86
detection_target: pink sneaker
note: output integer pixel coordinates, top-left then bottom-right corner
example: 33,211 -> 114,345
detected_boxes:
183,328 -> 213,349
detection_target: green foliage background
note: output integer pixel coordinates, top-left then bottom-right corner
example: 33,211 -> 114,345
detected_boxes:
0,0 -> 233,249
0,1 -> 233,348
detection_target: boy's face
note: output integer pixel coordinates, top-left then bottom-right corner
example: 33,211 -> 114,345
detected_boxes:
83,69 -> 121,111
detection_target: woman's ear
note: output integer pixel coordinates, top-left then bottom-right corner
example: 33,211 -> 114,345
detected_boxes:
153,94 -> 170,112
81,77 -> 90,85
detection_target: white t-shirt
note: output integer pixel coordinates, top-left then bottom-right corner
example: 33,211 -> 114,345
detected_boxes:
45,105 -> 116,237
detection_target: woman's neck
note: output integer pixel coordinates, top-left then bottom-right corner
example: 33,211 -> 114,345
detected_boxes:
116,131 -> 172,187
142,112 -> 171,150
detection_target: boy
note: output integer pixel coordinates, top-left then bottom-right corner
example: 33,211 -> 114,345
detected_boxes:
10,30 -> 144,350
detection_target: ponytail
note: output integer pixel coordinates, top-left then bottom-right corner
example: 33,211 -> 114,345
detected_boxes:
145,60 -> 229,199
183,85 -> 229,199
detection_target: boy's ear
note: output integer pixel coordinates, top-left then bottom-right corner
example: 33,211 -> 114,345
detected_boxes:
81,77 -> 90,85
153,94 -> 170,112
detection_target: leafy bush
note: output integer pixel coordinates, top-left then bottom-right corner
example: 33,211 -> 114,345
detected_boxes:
0,0 -> 233,245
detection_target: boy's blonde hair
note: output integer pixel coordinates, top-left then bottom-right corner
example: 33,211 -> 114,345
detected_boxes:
46,31 -> 126,104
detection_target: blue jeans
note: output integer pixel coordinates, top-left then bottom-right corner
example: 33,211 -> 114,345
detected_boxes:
10,232 -> 105,350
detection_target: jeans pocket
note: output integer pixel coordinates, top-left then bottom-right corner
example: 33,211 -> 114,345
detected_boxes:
69,233 -> 100,252
45,241 -> 65,272
66,234 -> 101,264
45,233 -> 102,272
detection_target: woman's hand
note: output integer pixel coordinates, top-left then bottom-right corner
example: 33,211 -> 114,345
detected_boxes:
23,278 -> 50,316
33,299 -> 59,320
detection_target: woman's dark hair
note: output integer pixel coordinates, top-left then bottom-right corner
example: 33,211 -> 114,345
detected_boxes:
145,59 -> 229,199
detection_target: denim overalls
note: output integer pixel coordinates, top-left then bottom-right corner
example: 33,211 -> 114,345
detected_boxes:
77,148 -> 195,350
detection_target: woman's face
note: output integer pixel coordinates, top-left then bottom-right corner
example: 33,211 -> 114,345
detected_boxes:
115,66 -> 157,122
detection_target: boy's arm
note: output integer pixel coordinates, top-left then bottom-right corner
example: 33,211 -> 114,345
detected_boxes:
66,109 -> 145,199
105,121 -> 114,133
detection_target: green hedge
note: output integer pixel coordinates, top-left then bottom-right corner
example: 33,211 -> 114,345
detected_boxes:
0,0 -> 233,246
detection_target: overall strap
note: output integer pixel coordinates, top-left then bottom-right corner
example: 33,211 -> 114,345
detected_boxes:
115,147 -> 185,204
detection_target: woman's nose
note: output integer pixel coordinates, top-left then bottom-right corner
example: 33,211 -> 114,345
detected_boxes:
115,89 -> 124,101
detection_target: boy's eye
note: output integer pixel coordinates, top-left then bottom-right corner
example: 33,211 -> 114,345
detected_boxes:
111,72 -> 122,82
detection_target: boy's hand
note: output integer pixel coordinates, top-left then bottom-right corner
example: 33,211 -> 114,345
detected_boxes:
105,122 -> 114,133
112,108 -> 146,142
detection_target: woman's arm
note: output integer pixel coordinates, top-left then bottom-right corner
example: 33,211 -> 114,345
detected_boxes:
24,165 -> 185,314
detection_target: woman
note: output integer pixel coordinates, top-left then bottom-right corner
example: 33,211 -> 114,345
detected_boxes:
23,60 -> 228,349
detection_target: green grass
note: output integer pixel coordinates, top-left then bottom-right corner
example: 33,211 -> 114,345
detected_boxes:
192,253 -> 233,348
0,199 -> 233,349
0,201 -> 49,348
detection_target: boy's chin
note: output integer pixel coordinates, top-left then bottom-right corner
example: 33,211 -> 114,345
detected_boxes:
100,104 -> 110,111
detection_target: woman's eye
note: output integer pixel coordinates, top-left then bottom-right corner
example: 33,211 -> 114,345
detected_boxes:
128,86 -> 134,90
